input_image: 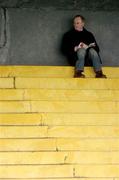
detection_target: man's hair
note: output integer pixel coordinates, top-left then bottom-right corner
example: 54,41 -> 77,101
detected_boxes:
73,15 -> 85,22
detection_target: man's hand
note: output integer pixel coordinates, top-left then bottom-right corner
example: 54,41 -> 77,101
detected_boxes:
74,42 -> 88,51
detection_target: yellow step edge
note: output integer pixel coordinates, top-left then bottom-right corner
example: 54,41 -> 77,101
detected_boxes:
0,113 -> 118,126
0,152 -> 119,164
1,126 -> 119,138
0,66 -> 119,78
15,78 -> 119,89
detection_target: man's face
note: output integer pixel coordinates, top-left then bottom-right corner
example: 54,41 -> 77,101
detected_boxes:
73,17 -> 84,31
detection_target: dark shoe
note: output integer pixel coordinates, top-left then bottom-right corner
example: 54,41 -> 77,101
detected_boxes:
95,70 -> 107,78
74,70 -> 85,78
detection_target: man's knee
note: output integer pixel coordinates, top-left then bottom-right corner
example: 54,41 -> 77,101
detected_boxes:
88,48 -> 98,56
77,48 -> 86,57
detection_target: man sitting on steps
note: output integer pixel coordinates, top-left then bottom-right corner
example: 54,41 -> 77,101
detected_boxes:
61,14 -> 106,78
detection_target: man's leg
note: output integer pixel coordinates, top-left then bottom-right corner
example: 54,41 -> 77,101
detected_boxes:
74,48 -> 86,78
88,48 -> 106,78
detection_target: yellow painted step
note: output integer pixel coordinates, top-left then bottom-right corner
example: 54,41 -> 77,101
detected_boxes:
0,66 -> 119,78
1,138 -> 119,151
0,126 -> 48,138
0,113 -> 118,126
0,113 -> 42,125
24,89 -> 119,101
67,152 -> 119,164
47,126 -> 119,138
0,152 -> 68,165
15,78 -> 119,89
75,165 -> 119,177
57,138 -> 119,151
1,126 -> 119,138
0,89 -> 24,100
0,139 -> 56,151
0,78 -> 14,88
31,101 -> 118,113
0,66 -> 74,78
0,101 -> 31,113
0,152 -> 119,164
0,101 -> 118,113
0,179 -> 111,180
42,113 -> 119,126
0,89 -> 119,101
0,165 -> 73,178
0,179 -> 109,180
0,165 -> 119,178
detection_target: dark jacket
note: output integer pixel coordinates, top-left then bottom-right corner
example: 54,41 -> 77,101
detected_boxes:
61,28 -> 101,66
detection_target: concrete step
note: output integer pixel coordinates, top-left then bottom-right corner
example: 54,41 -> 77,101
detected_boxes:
0,78 -> 14,88
0,113 -> 118,126
1,138 -> 119,151
0,101 -> 118,113
0,66 -> 119,78
15,78 -> 119,89
0,89 -> 119,101
0,151 -> 119,164
0,165 -> 119,178
0,65 -> 119,179
1,126 -> 119,138
1,77 -> 119,90
0,165 -> 73,178
0,179 -> 110,180
0,139 -> 56,151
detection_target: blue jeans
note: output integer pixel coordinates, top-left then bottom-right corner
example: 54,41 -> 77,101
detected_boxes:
76,48 -> 102,72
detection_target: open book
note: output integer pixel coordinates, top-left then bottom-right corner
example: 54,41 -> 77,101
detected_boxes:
75,42 -> 96,51
88,42 -> 96,48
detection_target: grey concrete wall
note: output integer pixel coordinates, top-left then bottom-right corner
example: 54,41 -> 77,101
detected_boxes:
0,0 -> 119,66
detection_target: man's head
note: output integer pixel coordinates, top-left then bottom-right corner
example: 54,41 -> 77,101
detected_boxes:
73,15 -> 85,31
